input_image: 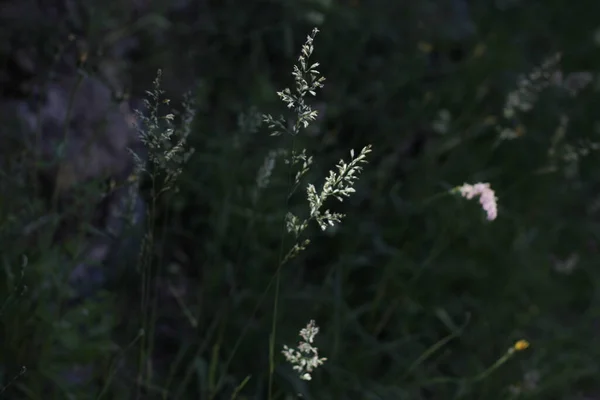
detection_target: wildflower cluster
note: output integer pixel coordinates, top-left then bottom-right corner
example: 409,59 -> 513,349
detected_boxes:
453,182 -> 498,221
497,53 -> 593,141
282,320 -> 327,381
498,53 -> 562,140
504,54 -> 562,117
540,113 -> 600,177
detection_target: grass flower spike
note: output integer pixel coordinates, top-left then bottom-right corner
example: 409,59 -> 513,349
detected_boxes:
282,320 -> 327,381
306,145 -> 372,231
455,182 -> 498,221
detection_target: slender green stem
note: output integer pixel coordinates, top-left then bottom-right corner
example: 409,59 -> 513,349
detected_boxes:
137,176 -> 156,399
268,137 -> 297,400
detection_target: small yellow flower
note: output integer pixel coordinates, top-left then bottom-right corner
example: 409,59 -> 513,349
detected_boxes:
514,340 -> 530,351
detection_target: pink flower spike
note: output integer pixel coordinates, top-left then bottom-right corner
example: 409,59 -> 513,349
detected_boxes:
456,182 -> 498,221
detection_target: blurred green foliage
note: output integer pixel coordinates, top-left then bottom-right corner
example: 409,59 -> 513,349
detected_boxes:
2,0 -> 600,399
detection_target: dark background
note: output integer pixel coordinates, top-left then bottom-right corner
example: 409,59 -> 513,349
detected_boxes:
2,0 -> 600,399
